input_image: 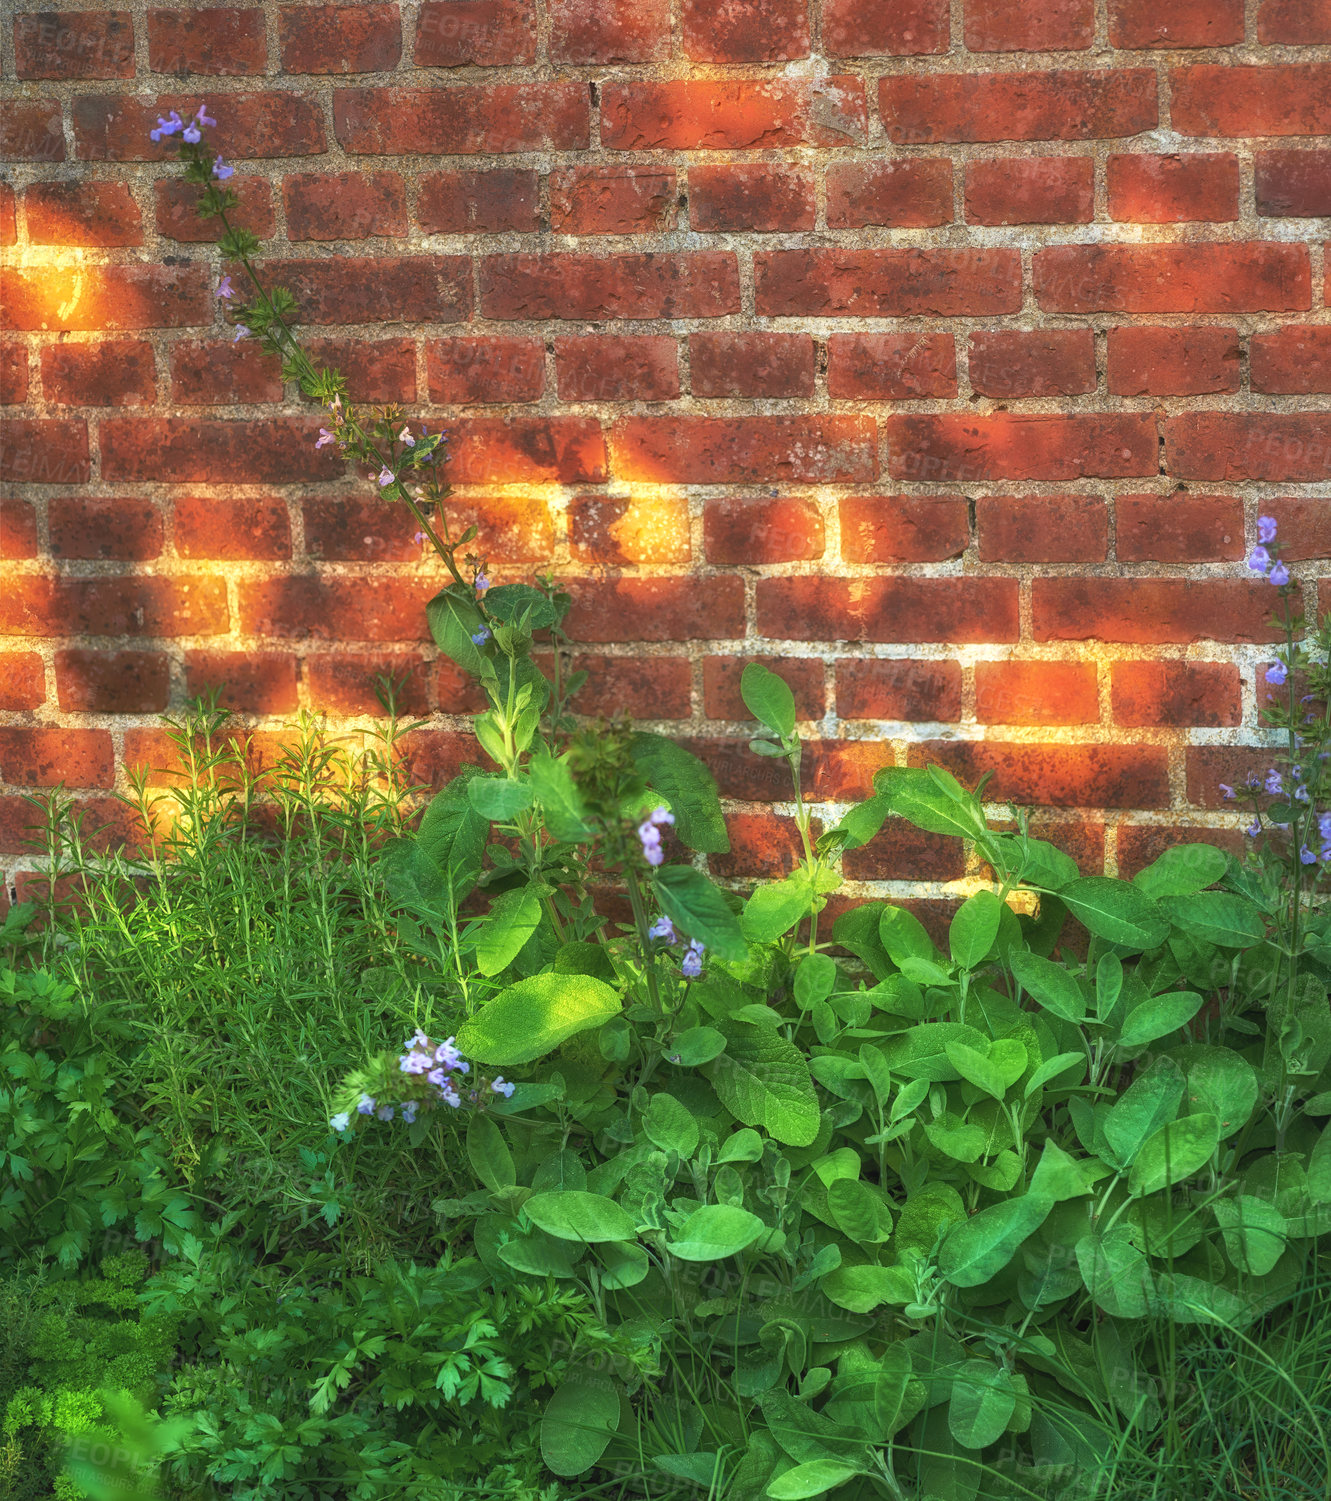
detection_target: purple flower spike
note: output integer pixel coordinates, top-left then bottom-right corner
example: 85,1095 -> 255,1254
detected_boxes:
214,275 -> 234,300
644,844 -> 664,867
1302,845 -> 1318,865
1247,545 -> 1271,573
1258,515 -> 1278,544
1247,820 -> 1261,838
315,428 -> 336,450
1270,561 -> 1291,587
491,1077 -> 516,1099
232,324 -> 250,343
474,572 -> 490,592
182,122 -> 202,144
195,106 -> 216,127
357,1094 -> 376,1115
681,940 -> 705,979
377,466 -> 394,487
648,915 -> 675,942
1266,661 -> 1288,686
1265,770 -> 1284,796
471,627 -> 490,646
149,111 -> 184,142
1219,784 -> 1234,800
212,156 -> 233,180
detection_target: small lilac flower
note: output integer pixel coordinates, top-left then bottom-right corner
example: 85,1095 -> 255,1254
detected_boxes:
434,1037 -> 463,1069
330,1111 -> 350,1133
149,111 -> 184,142
427,1067 -> 447,1087
357,1094 -> 376,1115
1319,812 -> 1331,841
638,821 -> 662,847
1247,820 -> 1261,838
232,324 -> 250,343
1266,661 -> 1289,686
315,428 -> 336,450
644,844 -> 664,867
474,572 -> 490,592
681,940 -> 705,979
399,1050 -> 432,1075
439,1081 -> 462,1108
648,915 -> 675,942
491,1077 -> 516,1099
414,531 -> 425,545
651,806 -> 675,826
211,156 -> 234,180
1322,843 -> 1331,862
398,426 -> 414,446
214,275 -> 235,300
471,627 -> 491,646
1219,784 -> 1235,800
1297,786 -> 1312,803
1302,845 -> 1318,865
377,466 -> 394,487
1265,770 -> 1284,795
182,121 -> 202,144
195,106 -> 216,128
1270,561 -> 1291,587
401,1100 -> 418,1124
376,1104 -> 395,1121
1248,546 -> 1271,573
1258,516 -> 1278,544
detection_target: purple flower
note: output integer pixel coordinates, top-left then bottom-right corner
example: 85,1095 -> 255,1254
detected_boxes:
681,940 -> 705,979
1322,844 -> 1331,862
399,1049 -> 432,1075
1219,784 -> 1234,800
648,915 -> 675,942
1266,661 -> 1289,686
413,531 -> 425,545
377,466 -> 394,487
1265,770 -> 1284,795
1258,515 -> 1278,544
376,1104 -> 395,1121
471,627 -> 491,646
214,275 -> 234,300
650,806 -> 675,826
1248,545 -> 1271,573
195,106 -> 216,128
1302,845 -> 1318,865
401,1100 -> 418,1124
149,111 -> 184,142
182,122 -> 202,144
211,155 -> 233,180
315,428 -> 336,450
357,1094 -> 376,1115
638,821 -> 661,847
1297,786 -> 1312,803
232,324 -> 250,343
1247,820 -> 1261,838
434,1037 -> 463,1069
1318,812 -> 1331,841
440,1081 -> 462,1108
644,844 -> 664,867
330,1111 -> 351,1133
491,1077 -> 516,1099
398,426 -> 414,446
474,572 -> 490,592
1270,561 -> 1291,587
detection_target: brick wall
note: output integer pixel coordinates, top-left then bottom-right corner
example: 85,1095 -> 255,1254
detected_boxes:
1,0 -> 1326,906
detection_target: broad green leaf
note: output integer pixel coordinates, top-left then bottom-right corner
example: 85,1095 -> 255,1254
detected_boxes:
525,1190 -> 636,1243
880,1023 -> 989,1082
499,1226 -> 583,1279
830,794 -> 891,853
1168,891 -> 1267,949
741,661 -> 797,738
945,1040 -> 1023,1101
1133,843 -> 1228,900
879,905 -> 938,966
795,954 -> 838,1009
483,581 -> 561,629
1119,991 -> 1203,1049
528,749 -> 593,842
597,1240 -> 649,1290
858,1043 -> 895,1110
1027,1140 -> 1092,1202
631,732 -> 729,853
668,1026 -> 727,1067
1024,1051 -> 1085,1099
653,865 -> 746,960
827,1178 -> 893,1246
967,1150 -> 1023,1192
1213,1195 -> 1288,1276
540,1370 -> 619,1476
718,1128 -> 764,1165
874,1346 -> 914,1437
990,835 -> 1080,892
894,1182 -> 967,1260
766,1460 -> 863,1500
1103,1057 -> 1185,1168
1309,1122 -> 1331,1203
821,1262 -> 915,1313
949,1360 -> 1016,1450
743,875 -> 814,944
832,903 -> 893,979
1128,1112 -> 1220,1197
1076,1227 -> 1156,1319
643,1093 -> 699,1158
1009,950 -> 1086,1024
457,972 -> 621,1065
1151,1270 -> 1255,1327
923,1117 -> 987,1163
466,1114 -> 515,1195
1176,1046 -> 1258,1137
426,586 -> 487,676
468,776 -> 534,821
1060,878 -> 1168,951
668,1203 -> 765,1261
876,765 -> 988,841
705,1022 -> 820,1146
938,1195 -> 1052,1288
1095,952 -> 1123,1017
412,777 -> 488,908
949,891 -> 1003,970
473,883 -> 543,976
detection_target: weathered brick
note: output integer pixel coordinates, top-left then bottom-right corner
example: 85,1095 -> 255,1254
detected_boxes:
1,265 -> 211,331
41,341 -> 155,406
302,499 -> 418,562
704,498 -> 824,563
303,652 -> 430,717
427,336 -> 545,404
0,575 -> 228,637
549,0 -> 669,60
24,180 -> 141,245
0,501 -> 38,559
186,651 -> 299,714
0,729 -> 115,788
279,4 -> 402,73
1107,153 -> 1238,222
0,654 -> 45,711
826,160 -> 952,229
690,333 -> 814,399
297,337 -> 417,404
547,654 -> 689,719
1254,321 -> 1331,391
563,578 -> 746,642
601,79 -> 867,150
251,255 -> 469,324
611,416 -> 876,484
414,0 -> 536,66
711,812 -> 813,879
555,336 -> 679,403
75,92 -> 325,159
1257,151 -> 1331,218
757,577 -> 1018,643
1110,0 -> 1244,47
1033,578 -> 1286,643
976,496 -> 1108,562
1118,822 -> 1245,877
154,175 -> 274,241
569,494 -> 690,565
881,70 -> 1156,144
417,169 -> 538,233
1261,498 -> 1331,560
334,84 -> 589,154
550,167 -> 676,236
168,338 -> 285,405
100,417 -> 343,485
175,496 -> 292,560
443,420 -> 606,484
0,97 -> 64,160
147,7 -> 266,75
1111,661 -> 1241,728
910,741 -> 1170,810
682,0 -> 807,59
822,0 -> 948,56
0,421 -> 91,484
481,253 -> 739,321
1107,326 -> 1240,396
1166,414 -> 1331,481
688,164 -> 815,232
0,185 -> 11,246
840,495 -> 969,562
1116,494 -> 1244,562
55,649 -> 168,714
1173,66 -> 1331,138
964,156 -> 1093,224
975,661 -> 1099,725
704,657 -> 824,721
49,498 -> 162,560
887,413 -> 1157,482
755,249 -> 1021,317
1035,243 -> 1309,313
15,11 -> 133,79
965,0 -> 1092,52
828,333 -> 957,401
1258,0 -> 1331,43
0,344 -> 27,404
968,329 -> 1094,397
237,577 -> 435,642
844,820 -> 964,882
442,497 -> 557,561
282,171 -> 406,240
837,659 -> 961,721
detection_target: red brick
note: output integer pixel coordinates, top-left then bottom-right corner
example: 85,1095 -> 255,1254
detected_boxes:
682,0 -> 807,59
154,175 -> 274,242
693,735 -> 892,803
0,729 -> 115,789
186,651 -> 299,714
279,4 -> 402,72
300,337 -> 416,404
1112,661 -> 1241,729
1257,152 -> 1331,217
704,497 -> 824,564
24,179 -> 141,246
414,0 -> 535,65
711,812 -> 811,880
0,344 -> 21,405
1173,66 -> 1331,138
1166,414 -> 1331,482
826,160 -> 952,229
881,69 -> 1156,144
1033,579 -> 1286,644
251,255 -> 469,325
601,79 -> 867,151
1118,823 -> 1246,878
282,171 -> 406,241
303,652 -> 430,717
976,661 -> 1098,726
976,496 -> 1108,562
444,419 -> 606,484
49,498 -> 162,560
434,658 -> 487,716
690,333 -> 814,400
611,416 -> 875,485
0,420 -> 90,484
0,501 -> 38,559
840,496 -> 969,563
54,649 -> 168,714
175,496 -> 292,560
823,0 -> 947,56
844,821 -> 964,882
402,731 -> 483,789
837,659 -> 960,722
15,11 -> 133,78
755,249 -> 1021,318
168,338 -> 285,405
556,336 -> 679,403
0,184 -> 12,248
1108,153 -> 1238,223
966,0 -> 1092,51
427,336 -> 544,404
41,341 -> 155,406
1116,494 -> 1244,563
1107,326 -> 1240,396
757,577 -> 1017,644
569,494 -> 690,565
237,577 -> 435,642
1037,243 -> 1309,314
0,97 -> 64,160
101,417 -> 343,485
1252,329 -> 1331,397
910,741 -> 1170,811
887,413 -> 1156,482
147,7 -> 265,74
1,576 -> 228,637
549,0 -> 669,60
301,497 -> 419,562
968,329 -> 1093,397
545,654 -> 689,720
826,333 -> 955,401
74,92 -> 325,160
441,497 -> 557,561
417,169 -> 538,233
550,167 -> 676,236
1110,0 -> 1243,47
334,84 -> 589,154
1259,0 -> 1331,42
481,253 -> 739,321
563,578 -> 746,643
0,654 -> 44,711
1,264 -> 211,331
687,165 -> 815,233
964,156 -> 1092,224
704,657 -> 825,722
1262,499 -> 1331,560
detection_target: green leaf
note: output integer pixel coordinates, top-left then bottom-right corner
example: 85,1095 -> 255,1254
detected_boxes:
1119,991 -> 1203,1049
1076,1226 -> 1156,1319
1102,1057 -> 1185,1168
473,883 -> 543,976
741,661 -> 797,738
938,1195 -> 1052,1288
795,954 -> 838,1009
1176,1046 -> 1258,1137
874,1346 -> 914,1437
742,874 -> 815,944
457,972 -> 621,1065
991,835 -> 1080,892
466,1114 -> 515,1194
528,749 -> 594,842
643,1094 -> 699,1158
525,1190 -> 637,1243
484,582 -> 560,629
652,865 -> 746,961
1128,1113 -> 1220,1197
426,587 -> 487,677
415,776 -> 488,906
540,1370 -> 619,1476
945,1040 -> 1022,1101
875,765 -> 988,841
668,1026 -> 727,1067
718,1128 -> 764,1164
631,732 -> 729,853
949,1360 -> 1016,1450
1027,1140 -> 1092,1201
827,1178 -> 893,1246
1167,892 -> 1267,949
468,776 -> 534,821
1132,843 -> 1228,900
1024,1051 -> 1086,1099
879,1023 -> 989,1082
597,1239 -> 649,1290
668,1203 -> 765,1261
829,794 -> 891,853
705,1022 -> 821,1146
1009,950 -> 1087,1024
821,1263 -> 915,1313
879,905 -> 939,967
1213,1195 -> 1287,1276
766,1460 -> 863,1499
1060,878 -> 1168,951
949,891 -> 1003,970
